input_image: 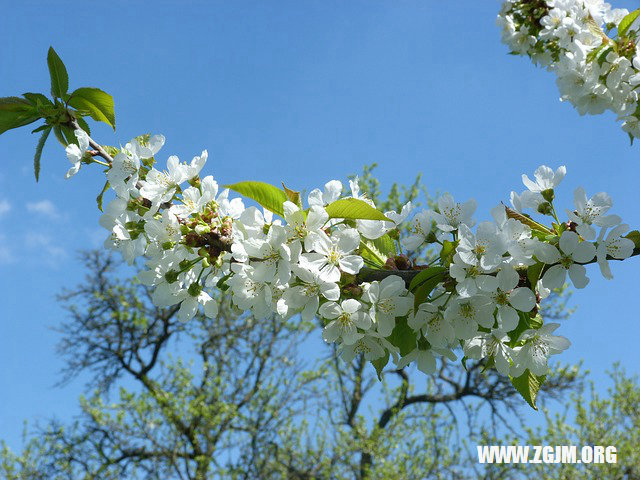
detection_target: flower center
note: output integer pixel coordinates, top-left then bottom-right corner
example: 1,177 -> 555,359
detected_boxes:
354,340 -> 371,354
327,249 -> 341,265
378,298 -> 394,314
459,302 -> 475,319
560,254 -> 573,269
495,291 -> 509,306
338,312 -> 352,327
303,284 -> 319,297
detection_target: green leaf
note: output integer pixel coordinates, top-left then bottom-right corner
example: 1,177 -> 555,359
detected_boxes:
325,198 -> 392,222
510,369 -> 546,410
96,180 -> 110,211
68,87 -> 116,130
47,47 -> 69,98
373,234 -> 397,258
526,262 -> 544,288
508,311 -> 533,346
52,125 -> 66,145
360,241 -> 387,267
618,9 -> 640,37
281,182 -> 302,208
216,273 -> 232,292
371,351 -> 390,381
31,124 -> 49,134
585,42 -> 608,63
504,206 -> 553,235
387,318 -> 416,357
0,97 -> 40,134
408,266 -> 446,292
596,46 -> 614,66
61,125 -> 77,145
224,181 -> 288,217
412,274 -> 444,311
625,230 -> 640,249
33,126 -> 52,182
22,92 -> 53,108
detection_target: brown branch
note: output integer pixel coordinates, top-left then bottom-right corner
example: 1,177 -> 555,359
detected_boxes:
358,246 -> 640,289
356,267 -> 421,285
69,118 -> 114,164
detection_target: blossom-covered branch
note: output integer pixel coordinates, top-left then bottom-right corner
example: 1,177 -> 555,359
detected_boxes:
499,0 -> 640,140
3,44 -> 640,410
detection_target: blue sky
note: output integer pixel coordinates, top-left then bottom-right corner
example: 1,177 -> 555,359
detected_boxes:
1,0 -> 639,451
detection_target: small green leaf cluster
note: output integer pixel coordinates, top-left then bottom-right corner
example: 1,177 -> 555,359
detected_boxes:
0,47 -> 115,180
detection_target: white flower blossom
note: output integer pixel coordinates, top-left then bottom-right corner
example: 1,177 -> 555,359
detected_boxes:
64,129 -> 90,179
537,231 -> 596,289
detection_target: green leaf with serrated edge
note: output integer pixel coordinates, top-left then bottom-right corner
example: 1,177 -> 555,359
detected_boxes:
504,206 -> 553,234
508,311 -> 533,347
52,125 -> 66,145
626,230 -> 640,248
225,181 -> 288,217
360,241 -> 386,267
510,369 -> 546,410
75,116 -> 91,136
68,87 -> 116,130
373,233 -> 396,257
586,43 -> 607,63
47,47 -> 69,98
325,198 -> 392,222
31,124 -> 48,134
281,182 -> 302,208
22,93 -> 52,108
618,9 -> 640,37
33,126 -> 51,182
0,97 -> 40,134
408,266 -> 447,292
61,125 -> 77,145
388,317 -> 416,357
372,351 -> 390,381
413,274 -> 443,311
597,46 -> 614,66
96,180 -> 110,211
527,262 -> 544,288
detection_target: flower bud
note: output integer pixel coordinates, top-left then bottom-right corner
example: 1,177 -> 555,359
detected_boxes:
195,224 -> 210,235
537,202 -> 553,216
187,282 -> 202,297
341,283 -> 363,297
541,188 -> 554,202
394,255 -> 412,271
164,270 -> 179,284
384,257 -> 398,270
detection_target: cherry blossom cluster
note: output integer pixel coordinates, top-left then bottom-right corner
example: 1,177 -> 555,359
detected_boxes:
64,130 -> 636,380
498,0 -> 640,139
